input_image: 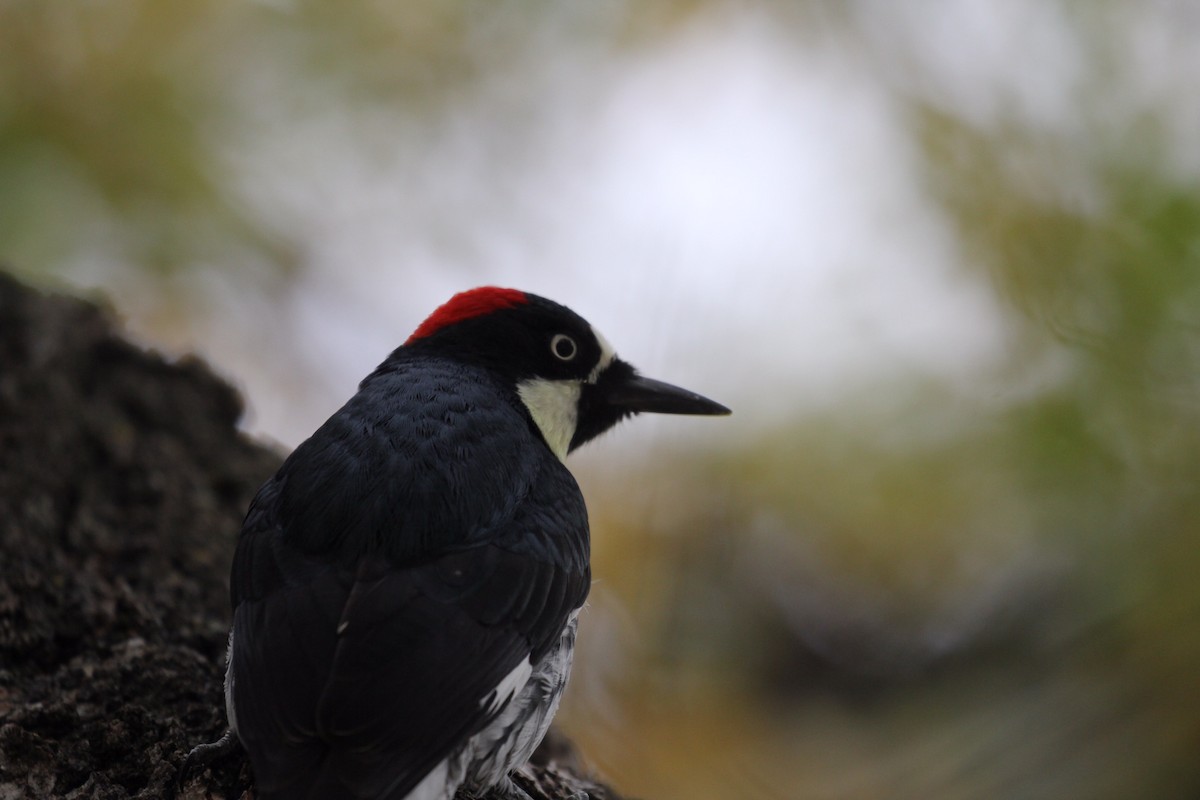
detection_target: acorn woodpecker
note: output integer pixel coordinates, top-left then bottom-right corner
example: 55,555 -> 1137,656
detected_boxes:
187,287 -> 729,800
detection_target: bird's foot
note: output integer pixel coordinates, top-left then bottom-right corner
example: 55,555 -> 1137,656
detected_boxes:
176,729 -> 240,789
488,774 -> 537,800
493,770 -> 590,800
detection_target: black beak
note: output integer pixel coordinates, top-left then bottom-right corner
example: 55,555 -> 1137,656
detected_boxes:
570,359 -> 730,451
603,373 -> 731,416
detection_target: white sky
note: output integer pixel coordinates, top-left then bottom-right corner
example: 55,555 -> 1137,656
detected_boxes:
218,10 -> 1007,448
62,2 -> 1200,450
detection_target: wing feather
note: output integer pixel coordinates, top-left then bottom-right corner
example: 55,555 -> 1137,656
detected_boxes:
227,359 -> 591,800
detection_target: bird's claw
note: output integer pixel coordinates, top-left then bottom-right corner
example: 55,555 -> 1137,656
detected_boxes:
491,774 -> 537,800
177,729 -> 240,789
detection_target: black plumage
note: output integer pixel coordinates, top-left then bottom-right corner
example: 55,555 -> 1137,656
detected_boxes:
197,288 -> 729,800
229,357 -> 590,799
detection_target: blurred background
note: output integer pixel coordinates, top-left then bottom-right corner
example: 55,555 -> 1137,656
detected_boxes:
4,1 -> 1200,798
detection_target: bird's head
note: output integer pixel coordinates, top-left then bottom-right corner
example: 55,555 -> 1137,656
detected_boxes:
402,287 -> 730,458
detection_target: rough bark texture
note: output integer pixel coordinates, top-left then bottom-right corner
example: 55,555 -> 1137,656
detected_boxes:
0,273 -> 622,800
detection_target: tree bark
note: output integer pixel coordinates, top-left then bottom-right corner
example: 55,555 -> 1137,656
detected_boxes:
0,273 -> 623,800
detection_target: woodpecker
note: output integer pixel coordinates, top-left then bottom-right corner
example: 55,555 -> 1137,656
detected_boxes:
186,287 -> 729,800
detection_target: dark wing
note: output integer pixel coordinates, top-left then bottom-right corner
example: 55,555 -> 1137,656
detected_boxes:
227,523 -> 347,789
314,543 -> 585,799
231,537 -> 587,799
228,372 -> 591,799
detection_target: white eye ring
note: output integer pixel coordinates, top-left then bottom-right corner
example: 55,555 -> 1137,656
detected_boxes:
551,333 -> 578,361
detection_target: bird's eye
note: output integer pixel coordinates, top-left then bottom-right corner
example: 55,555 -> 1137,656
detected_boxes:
550,334 -> 578,361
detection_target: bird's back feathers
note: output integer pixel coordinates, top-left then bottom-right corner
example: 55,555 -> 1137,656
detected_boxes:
228,357 -> 591,799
